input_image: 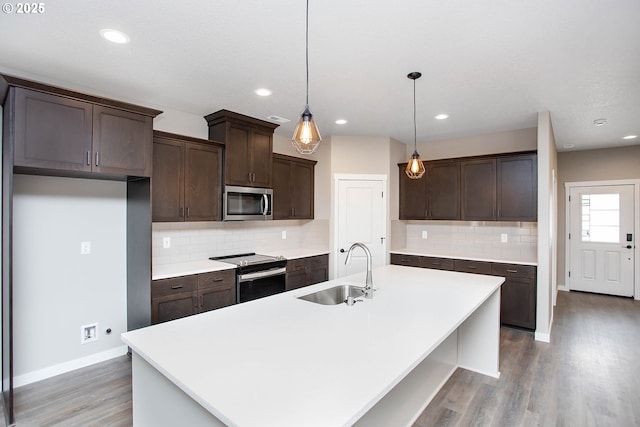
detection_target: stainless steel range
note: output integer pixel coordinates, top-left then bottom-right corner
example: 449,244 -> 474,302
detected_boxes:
210,253 -> 287,303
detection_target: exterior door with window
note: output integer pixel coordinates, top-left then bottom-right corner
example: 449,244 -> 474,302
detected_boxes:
569,185 -> 635,296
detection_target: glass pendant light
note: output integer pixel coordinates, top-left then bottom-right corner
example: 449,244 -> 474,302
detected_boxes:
292,0 -> 322,154
405,72 -> 426,179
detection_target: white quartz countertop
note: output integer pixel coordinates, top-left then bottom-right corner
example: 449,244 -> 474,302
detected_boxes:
123,265 -> 503,427
153,249 -> 330,280
391,248 -> 537,266
263,248 -> 330,259
152,260 -> 236,281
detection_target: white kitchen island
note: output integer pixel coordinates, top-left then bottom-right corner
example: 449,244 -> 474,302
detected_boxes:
122,265 -> 504,427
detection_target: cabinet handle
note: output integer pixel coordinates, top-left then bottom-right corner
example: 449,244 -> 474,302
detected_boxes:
186,206 -> 190,218
95,152 -> 99,166
199,295 -> 203,308
506,269 -> 518,273
170,285 -> 183,289
180,207 -> 184,218
213,278 -> 224,282
193,295 -> 198,308
468,266 -> 477,269
86,151 -> 91,166
432,262 -> 441,266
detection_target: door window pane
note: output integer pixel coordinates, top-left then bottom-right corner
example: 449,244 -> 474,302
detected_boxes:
581,194 -> 620,243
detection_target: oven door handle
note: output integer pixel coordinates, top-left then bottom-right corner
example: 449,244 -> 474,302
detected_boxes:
238,267 -> 286,282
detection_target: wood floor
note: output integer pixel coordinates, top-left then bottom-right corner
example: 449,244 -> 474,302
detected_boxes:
4,290 -> 639,426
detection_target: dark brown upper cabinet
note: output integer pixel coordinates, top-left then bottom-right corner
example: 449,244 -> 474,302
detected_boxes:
399,160 -> 460,220
272,153 -> 316,220
460,158 -> 497,221
205,110 -> 279,188
399,165 -> 427,220
428,160 -> 460,220
152,131 -> 223,222
497,154 -> 537,221
399,151 -> 537,222
6,77 -> 159,178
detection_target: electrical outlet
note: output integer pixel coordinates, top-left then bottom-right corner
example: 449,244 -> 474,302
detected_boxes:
163,237 -> 171,249
421,230 -> 428,239
281,230 -> 287,240
80,241 -> 91,255
81,323 -> 98,344
501,233 -> 508,243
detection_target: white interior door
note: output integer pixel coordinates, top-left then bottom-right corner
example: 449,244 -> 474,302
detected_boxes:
569,184 -> 635,296
335,176 -> 386,279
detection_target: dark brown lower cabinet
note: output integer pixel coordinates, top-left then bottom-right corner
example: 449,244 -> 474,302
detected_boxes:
286,254 -> 329,291
391,254 -> 537,330
151,275 -> 198,324
152,269 -> 235,324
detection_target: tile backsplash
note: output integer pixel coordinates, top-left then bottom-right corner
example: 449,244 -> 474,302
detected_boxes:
152,219 -> 329,267
400,220 -> 537,260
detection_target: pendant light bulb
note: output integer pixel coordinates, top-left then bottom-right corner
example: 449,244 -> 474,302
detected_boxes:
292,0 -> 322,155
405,72 -> 425,179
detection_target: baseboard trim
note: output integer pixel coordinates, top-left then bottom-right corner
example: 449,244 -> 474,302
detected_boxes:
557,285 -> 570,292
534,331 -> 551,343
14,345 -> 128,388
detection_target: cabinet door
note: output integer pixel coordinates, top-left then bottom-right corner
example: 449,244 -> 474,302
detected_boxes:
308,265 -> 328,286
92,105 -> 153,177
198,270 -> 236,312
453,259 -> 492,275
286,270 -> 308,291
461,158 -> 496,220
250,129 -> 273,188
421,256 -> 454,271
225,124 -> 252,186
13,87 -> 93,172
152,138 -> 185,222
151,275 -> 198,324
497,154 -> 537,221
185,142 -> 222,221
428,161 -> 460,220
399,164 -> 427,220
500,277 -> 536,329
291,161 -> 314,219
272,158 -> 292,220
152,292 -> 197,324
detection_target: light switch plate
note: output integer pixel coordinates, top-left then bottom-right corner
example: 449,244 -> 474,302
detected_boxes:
80,241 -> 91,255
163,237 -> 171,249
421,230 -> 428,239
281,230 -> 287,240
501,233 -> 508,243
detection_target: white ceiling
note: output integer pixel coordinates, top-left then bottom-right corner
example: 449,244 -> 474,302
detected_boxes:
1,0 -> 639,152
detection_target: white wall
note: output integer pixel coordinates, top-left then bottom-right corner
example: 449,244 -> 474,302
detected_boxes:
414,127 -> 538,160
13,175 -> 127,386
535,111 -> 558,342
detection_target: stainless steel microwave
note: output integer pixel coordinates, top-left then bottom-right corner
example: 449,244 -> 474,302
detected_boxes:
223,186 -> 273,221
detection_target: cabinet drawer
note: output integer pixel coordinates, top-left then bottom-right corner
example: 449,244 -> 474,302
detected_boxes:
307,254 -> 328,267
390,253 -> 422,268
152,275 -> 197,298
421,257 -> 454,271
454,259 -> 492,275
198,269 -> 235,289
491,263 -> 535,279
287,258 -> 307,272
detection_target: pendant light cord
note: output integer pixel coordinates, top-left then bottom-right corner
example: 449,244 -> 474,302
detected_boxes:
413,78 -> 417,151
305,0 -> 310,107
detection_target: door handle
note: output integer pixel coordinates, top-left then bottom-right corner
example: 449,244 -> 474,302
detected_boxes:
340,249 -> 345,253
623,245 -> 632,249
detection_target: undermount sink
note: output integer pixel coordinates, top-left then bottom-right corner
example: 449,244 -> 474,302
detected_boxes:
298,284 -> 366,305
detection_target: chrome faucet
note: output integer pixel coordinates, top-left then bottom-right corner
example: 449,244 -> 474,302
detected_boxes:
344,243 -> 374,299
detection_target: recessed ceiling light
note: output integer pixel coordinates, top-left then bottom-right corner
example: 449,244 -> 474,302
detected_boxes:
622,135 -> 637,140
434,114 -> 449,120
335,119 -> 348,125
593,118 -> 607,127
99,29 -> 130,44
255,88 -> 272,97
563,144 -> 575,149
265,115 -> 290,123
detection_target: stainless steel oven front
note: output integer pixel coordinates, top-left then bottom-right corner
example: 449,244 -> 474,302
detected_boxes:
237,266 -> 286,303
